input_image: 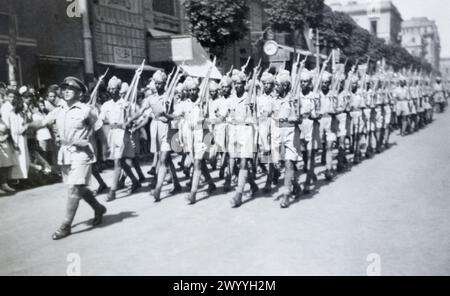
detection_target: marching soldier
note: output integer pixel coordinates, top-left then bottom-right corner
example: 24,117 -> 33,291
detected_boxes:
228,70 -> 259,208
168,77 -> 216,204
409,76 -> 420,133
348,76 -> 365,163
335,73 -> 350,171
271,70 -> 302,208
144,71 -> 182,202
393,75 -> 411,137
298,70 -> 317,193
30,77 -> 107,240
318,71 -> 338,180
255,72 -> 279,193
100,76 -> 141,202
432,77 -> 446,113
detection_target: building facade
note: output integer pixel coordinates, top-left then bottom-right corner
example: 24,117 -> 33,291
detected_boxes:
401,17 -> 441,71
440,58 -> 450,82
1,0 -> 270,86
329,0 -> 403,45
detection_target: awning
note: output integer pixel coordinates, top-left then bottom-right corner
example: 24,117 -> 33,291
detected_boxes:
97,62 -> 162,72
175,38 -> 222,80
148,28 -> 172,37
277,44 -> 327,59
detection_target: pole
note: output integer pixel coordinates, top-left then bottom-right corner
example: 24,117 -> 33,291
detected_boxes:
7,0 -> 17,86
80,0 -> 94,83
316,29 -> 320,72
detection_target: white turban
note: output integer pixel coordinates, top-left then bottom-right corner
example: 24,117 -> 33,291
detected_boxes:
152,70 -> 167,83
276,70 -> 291,85
231,70 -> 247,83
183,77 -> 199,89
220,76 -> 233,87
108,76 -> 122,89
300,69 -> 313,81
322,71 -> 332,82
175,82 -> 185,94
261,72 -> 275,84
209,81 -> 219,91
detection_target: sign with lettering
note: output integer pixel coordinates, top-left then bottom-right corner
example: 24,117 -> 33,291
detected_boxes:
149,36 -> 194,62
98,0 -> 140,13
113,46 -> 133,64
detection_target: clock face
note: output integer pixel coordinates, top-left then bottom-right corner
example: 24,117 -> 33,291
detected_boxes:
264,41 -> 279,56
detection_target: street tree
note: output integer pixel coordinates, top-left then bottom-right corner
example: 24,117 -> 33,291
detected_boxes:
184,0 -> 249,60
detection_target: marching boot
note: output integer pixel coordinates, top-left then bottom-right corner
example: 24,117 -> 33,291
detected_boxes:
219,166 -> 225,179
1,183 -> 16,193
52,224 -> 71,240
106,190 -> 116,202
231,193 -> 243,208
186,192 -> 197,205
207,183 -> 217,194
248,170 -> 259,197
152,187 -> 162,203
81,188 -> 107,226
52,194 -> 80,240
324,169 -> 333,181
280,193 -> 290,209
170,183 -> 182,194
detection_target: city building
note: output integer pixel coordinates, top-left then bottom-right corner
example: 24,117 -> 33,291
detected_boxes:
1,0 -> 271,86
401,17 -> 441,71
329,0 -> 403,45
440,58 -> 450,81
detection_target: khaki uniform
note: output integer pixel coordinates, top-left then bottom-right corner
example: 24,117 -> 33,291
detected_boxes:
99,98 -> 135,160
394,87 -> 411,116
271,93 -> 301,162
227,93 -> 255,159
43,102 -> 97,185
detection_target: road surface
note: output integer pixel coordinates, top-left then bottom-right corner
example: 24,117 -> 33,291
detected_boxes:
1,111 -> 449,276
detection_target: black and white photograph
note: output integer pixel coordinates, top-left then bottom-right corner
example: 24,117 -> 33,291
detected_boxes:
0,0 -> 449,278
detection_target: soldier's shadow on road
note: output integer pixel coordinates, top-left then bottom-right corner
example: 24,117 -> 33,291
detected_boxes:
71,211 -> 138,235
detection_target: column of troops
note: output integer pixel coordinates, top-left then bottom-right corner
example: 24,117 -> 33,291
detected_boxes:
31,60 -> 448,240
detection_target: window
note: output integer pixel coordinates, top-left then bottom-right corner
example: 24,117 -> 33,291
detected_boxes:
412,37 -> 416,43
370,20 -> 378,35
0,13 -> 10,36
153,0 -> 176,16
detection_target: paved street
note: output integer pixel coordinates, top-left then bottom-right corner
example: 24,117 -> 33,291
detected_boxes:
1,112 -> 449,276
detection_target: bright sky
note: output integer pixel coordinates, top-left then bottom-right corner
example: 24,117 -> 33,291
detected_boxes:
326,0 -> 450,58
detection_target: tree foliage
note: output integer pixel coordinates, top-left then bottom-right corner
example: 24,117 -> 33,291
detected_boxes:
262,0 -> 324,32
184,0 -> 249,59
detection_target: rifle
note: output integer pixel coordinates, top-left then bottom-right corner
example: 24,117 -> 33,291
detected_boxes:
165,67 -> 176,92
226,65 -> 234,77
124,60 -> 146,118
247,59 -> 262,119
313,52 -> 333,94
89,67 -> 109,106
241,56 -> 251,73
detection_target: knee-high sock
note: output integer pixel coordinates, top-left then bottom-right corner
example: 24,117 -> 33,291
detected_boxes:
265,164 -> 274,187
200,160 -> 213,184
121,160 -> 138,184
92,166 -> 107,187
111,163 -> 122,191
190,162 -> 202,194
284,165 -> 294,195
168,158 -> 180,186
156,162 -> 168,191
132,158 -> 145,180
236,169 -> 248,194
